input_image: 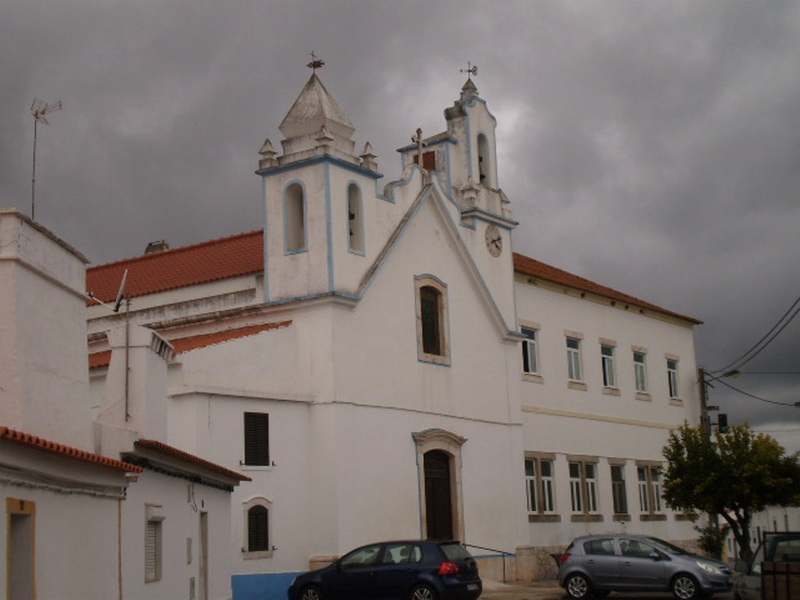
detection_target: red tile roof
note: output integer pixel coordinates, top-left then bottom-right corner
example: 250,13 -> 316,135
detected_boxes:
85,228 -> 697,324
513,253 -> 701,324
89,321 -> 292,369
134,439 -> 250,482
86,230 -> 264,303
0,426 -> 143,473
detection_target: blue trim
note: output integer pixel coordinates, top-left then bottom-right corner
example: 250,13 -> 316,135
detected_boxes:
263,176 -> 270,302
257,155 -> 382,180
324,162 -> 334,292
232,571 -> 298,600
264,290 -> 360,307
283,179 -> 308,254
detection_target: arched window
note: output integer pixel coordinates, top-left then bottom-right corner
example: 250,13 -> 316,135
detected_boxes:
347,183 -> 364,253
242,497 -> 273,558
284,182 -> 306,253
477,133 -> 492,187
415,276 -> 450,365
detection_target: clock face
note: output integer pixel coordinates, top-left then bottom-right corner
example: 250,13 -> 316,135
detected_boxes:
484,224 -> 503,257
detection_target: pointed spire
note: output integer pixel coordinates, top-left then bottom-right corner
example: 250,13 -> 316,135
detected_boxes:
258,138 -> 278,170
279,74 -> 354,140
360,141 -> 378,172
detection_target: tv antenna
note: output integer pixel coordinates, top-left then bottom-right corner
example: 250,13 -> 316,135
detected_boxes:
30,98 -> 63,220
87,269 -> 129,313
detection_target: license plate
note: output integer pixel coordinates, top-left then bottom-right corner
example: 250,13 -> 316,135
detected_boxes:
467,584 -> 479,591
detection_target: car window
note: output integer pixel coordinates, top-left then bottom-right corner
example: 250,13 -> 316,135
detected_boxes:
646,537 -> 687,555
621,539 -> 655,558
383,544 -> 422,565
440,543 -> 472,561
340,545 -> 382,569
584,538 -> 615,556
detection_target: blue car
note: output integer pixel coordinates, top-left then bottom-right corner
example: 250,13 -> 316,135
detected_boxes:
287,540 -> 482,600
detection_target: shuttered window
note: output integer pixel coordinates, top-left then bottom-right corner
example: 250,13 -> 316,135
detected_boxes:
248,505 -> 269,552
145,520 -> 162,582
244,413 -> 270,466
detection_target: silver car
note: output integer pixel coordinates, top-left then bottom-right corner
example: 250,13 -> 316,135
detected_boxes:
558,534 -> 733,600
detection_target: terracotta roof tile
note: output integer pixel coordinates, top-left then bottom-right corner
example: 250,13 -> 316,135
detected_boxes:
0,426 -> 143,473
89,321 -> 292,369
134,439 -> 250,481
86,230 -> 264,303
513,253 -> 701,324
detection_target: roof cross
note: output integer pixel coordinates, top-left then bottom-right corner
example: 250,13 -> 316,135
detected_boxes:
460,61 -> 478,78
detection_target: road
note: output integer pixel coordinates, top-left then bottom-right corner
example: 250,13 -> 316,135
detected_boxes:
479,579 -> 736,600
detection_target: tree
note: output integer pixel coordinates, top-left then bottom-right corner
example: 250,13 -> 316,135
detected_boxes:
662,423 -> 800,562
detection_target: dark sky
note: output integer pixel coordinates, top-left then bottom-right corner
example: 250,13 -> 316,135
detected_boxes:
2,1 -> 798,451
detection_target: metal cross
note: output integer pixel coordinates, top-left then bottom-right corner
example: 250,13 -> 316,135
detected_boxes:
307,51 -> 325,73
460,61 -> 478,77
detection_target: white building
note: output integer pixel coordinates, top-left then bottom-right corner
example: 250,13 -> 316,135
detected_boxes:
0,207 -> 247,599
81,73 -> 705,599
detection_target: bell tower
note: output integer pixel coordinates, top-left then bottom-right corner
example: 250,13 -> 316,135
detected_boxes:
256,70 -> 382,304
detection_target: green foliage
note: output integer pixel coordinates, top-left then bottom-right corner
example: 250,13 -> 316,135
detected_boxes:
695,523 -> 730,560
662,422 -> 800,561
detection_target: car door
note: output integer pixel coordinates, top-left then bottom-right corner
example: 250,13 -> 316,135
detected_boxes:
323,544 -> 383,600
371,543 -> 423,599
618,538 -> 666,590
579,537 -> 620,588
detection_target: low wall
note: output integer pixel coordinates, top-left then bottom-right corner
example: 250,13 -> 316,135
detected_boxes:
475,544 -> 565,583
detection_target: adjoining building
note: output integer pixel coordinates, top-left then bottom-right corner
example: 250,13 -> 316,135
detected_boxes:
82,72 -> 704,599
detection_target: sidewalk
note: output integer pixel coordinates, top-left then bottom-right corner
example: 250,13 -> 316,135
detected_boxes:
480,579 -> 564,600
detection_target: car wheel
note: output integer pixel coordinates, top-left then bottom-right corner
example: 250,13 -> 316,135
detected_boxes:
671,574 -> 700,600
565,573 -> 593,599
409,583 -> 437,600
299,585 -> 323,600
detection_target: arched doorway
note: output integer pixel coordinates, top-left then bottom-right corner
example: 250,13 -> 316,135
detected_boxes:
424,450 -> 454,540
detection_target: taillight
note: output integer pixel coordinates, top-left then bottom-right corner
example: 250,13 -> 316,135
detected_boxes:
439,561 -> 460,575
559,553 -> 571,565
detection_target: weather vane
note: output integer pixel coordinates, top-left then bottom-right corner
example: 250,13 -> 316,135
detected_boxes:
30,98 -> 63,221
307,51 -> 325,73
460,61 -> 478,78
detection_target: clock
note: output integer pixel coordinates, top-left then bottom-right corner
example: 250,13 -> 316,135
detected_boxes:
484,224 -> 503,257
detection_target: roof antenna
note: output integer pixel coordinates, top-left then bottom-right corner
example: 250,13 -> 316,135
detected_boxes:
87,269 -> 129,313
30,98 -> 62,220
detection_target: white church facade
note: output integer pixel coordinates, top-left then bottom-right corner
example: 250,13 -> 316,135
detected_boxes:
81,72 -> 705,599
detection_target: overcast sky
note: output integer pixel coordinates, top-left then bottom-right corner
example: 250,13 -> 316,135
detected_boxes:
2,1 -> 798,452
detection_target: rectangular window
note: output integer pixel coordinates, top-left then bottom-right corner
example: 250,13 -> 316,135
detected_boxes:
521,327 -> 539,374
145,504 -> 165,583
570,461 -> 599,513
667,359 -> 679,398
601,345 -> 616,388
247,506 -> 270,552
416,277 -> 450,365
637,466 -> 663,514
611,465 -> 628,515
634,352 -> 647,393
524,457 -> 555,514
567,338 -> 582,381
244,412 -> 270,466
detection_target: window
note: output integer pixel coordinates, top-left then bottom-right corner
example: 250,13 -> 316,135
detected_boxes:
611,465 -> 628,515
634,352 -> 648,393
145,504 -> 165,582
667,359 -> 679,398
247,505 -> 269,552
521,327 -> 539,374
7,498 -> 35,599
601,345 -> 616,388
347,183 -> 364,253
637,466 -> 663,514
584,538 -> 615,556
284,182 -> 306,252
412,150 -> 437,171
415,277 -> 450,365
566,338 -> 582,381
524,457 -> 555,514
569,461 -> 598,513
244,412 -> 270,466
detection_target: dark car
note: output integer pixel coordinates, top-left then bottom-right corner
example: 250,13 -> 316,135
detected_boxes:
558,534 -> 733,600
287,540 -> 482,600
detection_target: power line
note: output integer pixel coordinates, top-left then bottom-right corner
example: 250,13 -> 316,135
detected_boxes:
715,377 -> 798,408
711,294 -> 800,375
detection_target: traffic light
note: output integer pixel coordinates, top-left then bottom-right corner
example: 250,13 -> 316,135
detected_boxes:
718,413 -> 728,433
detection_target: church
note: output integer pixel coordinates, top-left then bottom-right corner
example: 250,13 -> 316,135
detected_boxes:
80,70 -> 703,598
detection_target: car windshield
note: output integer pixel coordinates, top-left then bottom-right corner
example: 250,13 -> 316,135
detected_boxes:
440,543 -> 472,562
646,537 -> 688,555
